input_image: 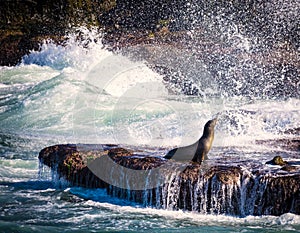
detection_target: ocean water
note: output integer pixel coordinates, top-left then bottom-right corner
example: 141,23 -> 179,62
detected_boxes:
0,29 -> 299,232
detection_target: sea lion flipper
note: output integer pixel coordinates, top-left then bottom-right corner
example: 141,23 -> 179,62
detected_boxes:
164,148 -> 177,159
191,152 -> 205,164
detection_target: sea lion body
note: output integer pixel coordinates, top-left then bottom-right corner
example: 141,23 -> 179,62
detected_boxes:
164,118 -> 217,163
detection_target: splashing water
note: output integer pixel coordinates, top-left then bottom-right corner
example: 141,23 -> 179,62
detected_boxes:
0,24 -> 299,232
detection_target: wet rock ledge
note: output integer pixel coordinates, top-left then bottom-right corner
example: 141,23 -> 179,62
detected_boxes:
39,144 -> 300,217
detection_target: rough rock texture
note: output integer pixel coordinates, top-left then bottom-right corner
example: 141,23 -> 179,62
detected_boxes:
256,138 -> 300,152
1,1 -> 299,99
266,156 -> 289,166
0,0 -> 102,66
39,144 -> 300,216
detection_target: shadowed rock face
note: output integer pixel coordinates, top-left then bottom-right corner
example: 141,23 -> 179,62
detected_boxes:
39,144 -> 300,216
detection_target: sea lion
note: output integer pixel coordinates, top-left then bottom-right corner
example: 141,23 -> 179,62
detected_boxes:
164,118 -> 217,163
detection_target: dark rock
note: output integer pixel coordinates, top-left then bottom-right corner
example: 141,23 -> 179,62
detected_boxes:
284,128 -> 300,136
262,176 -> 300,216
39,144 -> 109,188
256,138 -> 300,152
281,165 -> 300,172
39,144 -> 300,216
0,0 -> 101,66
266,156 -> 288,166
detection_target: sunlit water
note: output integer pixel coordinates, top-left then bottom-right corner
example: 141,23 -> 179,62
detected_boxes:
0,29 -> 299,232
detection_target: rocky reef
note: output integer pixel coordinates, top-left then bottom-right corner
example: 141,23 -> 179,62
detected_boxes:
39,144 -> 300,217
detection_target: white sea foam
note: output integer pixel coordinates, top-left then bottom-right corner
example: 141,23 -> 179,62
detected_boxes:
0,27 -> 299,233
70,191 -> 300,231
65,187 -> 300,229
0,159 -> 38,182
0,29 -> 298,157
0,27 -> 298,160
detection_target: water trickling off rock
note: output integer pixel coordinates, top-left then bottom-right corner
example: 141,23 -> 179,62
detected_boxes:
39,144 -> 300,217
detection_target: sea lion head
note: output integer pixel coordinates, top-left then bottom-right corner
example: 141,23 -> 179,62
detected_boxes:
203,117 -> 218,135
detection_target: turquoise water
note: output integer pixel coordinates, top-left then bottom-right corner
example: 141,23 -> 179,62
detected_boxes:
0,30 -> 299,232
